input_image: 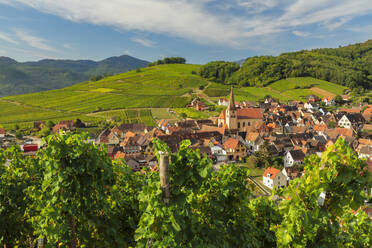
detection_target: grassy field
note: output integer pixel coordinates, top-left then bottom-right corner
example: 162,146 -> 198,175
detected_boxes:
0,64 -> 205,128
205,77 -> 348,102
173,108 -> 219,119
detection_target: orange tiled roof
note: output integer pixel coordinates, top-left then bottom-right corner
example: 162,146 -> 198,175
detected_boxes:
245,132 -> 260,142
314,124 -> 328,131
237,108 -> 263,119
223,138 -> 239,150
0,128 -> 4,134
263,167 -> 280,179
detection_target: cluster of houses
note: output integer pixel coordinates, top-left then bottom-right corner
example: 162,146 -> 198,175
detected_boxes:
94,88 -> 372,191
1,88 -> 371,195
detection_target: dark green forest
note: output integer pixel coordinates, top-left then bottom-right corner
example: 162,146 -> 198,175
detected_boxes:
0,133 -> 371,247
200,40 -> 372,90
148,57 -> 186,67
0,55 -> 149,97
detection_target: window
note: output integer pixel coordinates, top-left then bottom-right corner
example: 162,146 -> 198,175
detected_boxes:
248,122 -> 251,126
243,122 -> 246,127
238,122 -> 240,128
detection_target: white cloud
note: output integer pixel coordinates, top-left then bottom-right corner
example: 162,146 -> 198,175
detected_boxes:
292,30 -> 310,37
0,32 -> 18,44
14,30 -> 56,52
131,37 -> 155,47
2,0 -> 372,47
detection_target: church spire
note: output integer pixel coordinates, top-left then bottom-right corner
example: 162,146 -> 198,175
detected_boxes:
228,86 -> 236,110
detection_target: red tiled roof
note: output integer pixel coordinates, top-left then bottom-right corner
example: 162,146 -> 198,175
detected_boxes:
314,124 -> 328,132
237,108 -> 263,119
0,128 -> 5,134
114,151 -> 125,159
340,107 -> 361,113
263,167 -> 280,179
224,138 -> 239,150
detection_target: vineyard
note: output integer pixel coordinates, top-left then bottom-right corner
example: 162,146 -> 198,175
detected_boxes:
0,133 -> 370,247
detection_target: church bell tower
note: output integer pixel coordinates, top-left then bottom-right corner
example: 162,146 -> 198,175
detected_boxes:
226,87 -> 237,129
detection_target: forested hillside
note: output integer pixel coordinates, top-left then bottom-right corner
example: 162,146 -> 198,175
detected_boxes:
0,133 -> 370,247
0,55 -> 149,97
200,40 -> 372,90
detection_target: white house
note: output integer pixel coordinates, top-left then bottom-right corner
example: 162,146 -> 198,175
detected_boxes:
304,102 -> 319,111
323,97 -> 335,106
338,115 -> 352,129
0,128 -> 4,138
284,150 -> 305,168
218,98 -> 229,106
211,145 -> 227,163
263,167 -> 287,189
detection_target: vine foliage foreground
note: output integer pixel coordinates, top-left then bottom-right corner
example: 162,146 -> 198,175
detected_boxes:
0,133 -> 371,247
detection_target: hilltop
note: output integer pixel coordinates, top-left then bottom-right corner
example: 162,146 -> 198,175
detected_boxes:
0,55 -> 149,97
0,63 -> 349,129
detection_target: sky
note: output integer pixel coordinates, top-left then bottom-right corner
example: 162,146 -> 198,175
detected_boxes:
0,0 -> 371,64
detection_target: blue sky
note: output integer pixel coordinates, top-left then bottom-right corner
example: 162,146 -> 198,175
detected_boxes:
0,0 -> 371,64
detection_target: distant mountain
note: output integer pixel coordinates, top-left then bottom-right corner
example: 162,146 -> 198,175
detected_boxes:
0,55 -> 149,97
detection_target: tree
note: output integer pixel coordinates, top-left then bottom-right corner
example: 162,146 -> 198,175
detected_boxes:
37,126 -> 51,138
180,112 -> 187,118
199,61 -> 240,84
334,95 -> 343,105
45,120 -> 55,129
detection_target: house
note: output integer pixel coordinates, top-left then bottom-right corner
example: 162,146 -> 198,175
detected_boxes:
223,137 -> 247,161
337,113 -> 365,130
284,150 -> 305,167
210,145 -> 227,163
262,167 -> 287,189
218,88 -> 263,131
218,98 -> 229,106
304,102 -> 319,111
322,97 -> 335,106
0,128 -> 4,138
195,101 -> 208,111
245,132 -> 263,154
282,166 -> 302,183
358,146 -> 372,159
308,94 -> 320,103
158,119 -> 170,132
362,106 -> 372,122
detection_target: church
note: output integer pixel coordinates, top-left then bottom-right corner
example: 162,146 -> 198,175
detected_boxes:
218,87 -> 263,132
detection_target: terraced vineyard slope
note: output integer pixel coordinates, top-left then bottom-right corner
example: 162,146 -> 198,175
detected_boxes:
0,64 -> 206,128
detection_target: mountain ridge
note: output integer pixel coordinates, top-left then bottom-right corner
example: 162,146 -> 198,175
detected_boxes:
0,54 -> 149,97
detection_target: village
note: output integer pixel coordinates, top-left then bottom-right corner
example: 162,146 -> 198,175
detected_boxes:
1,88 -> 372,193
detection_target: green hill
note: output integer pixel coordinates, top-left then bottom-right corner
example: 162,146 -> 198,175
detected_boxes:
200,40 -> 372,90
0,64 -> 206,128
0,55 -> 149,97
204,77 -> 348,102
